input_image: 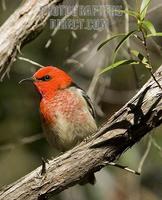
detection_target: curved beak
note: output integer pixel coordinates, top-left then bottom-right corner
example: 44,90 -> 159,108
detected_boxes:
19,77 -> 35,84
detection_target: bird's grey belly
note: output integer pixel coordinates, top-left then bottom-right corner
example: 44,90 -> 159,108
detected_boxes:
42,115 -> 97,152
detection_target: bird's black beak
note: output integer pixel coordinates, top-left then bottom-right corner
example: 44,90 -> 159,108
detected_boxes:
19,77 -> 35,84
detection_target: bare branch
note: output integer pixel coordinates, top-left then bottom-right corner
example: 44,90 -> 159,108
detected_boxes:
17,57 -> 43,68
0,133 -> 43,152
0,0 -> 63,80
108,162 -> 140,175
137,136 -> 152,174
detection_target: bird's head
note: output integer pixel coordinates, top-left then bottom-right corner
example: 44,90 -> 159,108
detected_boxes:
20,66 -> 72,98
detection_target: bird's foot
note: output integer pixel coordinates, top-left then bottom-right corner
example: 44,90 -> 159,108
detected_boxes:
83,135 -> 92,143
32,158 -> 49,190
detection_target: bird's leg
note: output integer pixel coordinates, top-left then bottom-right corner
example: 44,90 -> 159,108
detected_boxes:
32,158 -> 49,190
41,157 -> 49,175
36,157 -> 49,179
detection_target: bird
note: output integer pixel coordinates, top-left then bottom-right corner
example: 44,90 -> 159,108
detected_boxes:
20,66 -> 97,184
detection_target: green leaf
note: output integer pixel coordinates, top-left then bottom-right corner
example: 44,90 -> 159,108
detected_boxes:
97,33 -> 126,51
131,50 -> 141,58
147,32 -> 162,37
99,59 -> 139,75
141,20 -> 156,34
140,0 -> 151,19
113,30 -> 138,61
131,50 -> 149,66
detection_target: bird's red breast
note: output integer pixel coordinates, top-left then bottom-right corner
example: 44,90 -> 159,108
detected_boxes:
39,86 -> 97,151
40,88 -> 89,125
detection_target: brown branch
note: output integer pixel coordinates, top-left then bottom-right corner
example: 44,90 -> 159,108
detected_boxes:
0,65 -> 161,200
0,0 -> 63,80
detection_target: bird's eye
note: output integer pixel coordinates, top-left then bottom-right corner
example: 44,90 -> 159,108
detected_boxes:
43,75 -> 51,81
37,75 -> 51,81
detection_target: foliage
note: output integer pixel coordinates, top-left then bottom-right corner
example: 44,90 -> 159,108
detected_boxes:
98,0 -> 162,75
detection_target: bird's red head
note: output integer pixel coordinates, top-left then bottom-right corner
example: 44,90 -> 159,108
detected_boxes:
31,66 -> 72,98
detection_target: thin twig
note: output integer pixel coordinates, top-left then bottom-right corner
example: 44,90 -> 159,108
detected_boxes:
123,0 -> 139,89
151,137 -> 162,152
0,51 -> 17,81
95,77 -> 108,117
0,133 -> 43,151
148,3 -> 162,15
140,28 -> 162,90
66,33 -> 99,61
65,58 -> 84,67
87,66 -> 105,117
149,37 -> 162,56
138,137 -> 152,173
17,56 -> 43,68
135,0 -> 140,11
87,67 -> 100,99
1,0 -> 6,11
109,162 -> 140,175
45,1 -> 79,48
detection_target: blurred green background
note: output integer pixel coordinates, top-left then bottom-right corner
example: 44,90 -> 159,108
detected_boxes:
0,0 -> 162,200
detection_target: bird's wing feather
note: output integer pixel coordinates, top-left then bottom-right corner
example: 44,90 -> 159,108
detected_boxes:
70,83 -> 96,119
80,89 -> 96,119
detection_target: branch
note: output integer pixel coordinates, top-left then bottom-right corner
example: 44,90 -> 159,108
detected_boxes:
0,65 -> 162,200
0,133 -> 43,152
0,0 -> 63,80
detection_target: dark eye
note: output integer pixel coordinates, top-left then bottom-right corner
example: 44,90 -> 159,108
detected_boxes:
37,75 -> 51,81
43,75 -> 51,81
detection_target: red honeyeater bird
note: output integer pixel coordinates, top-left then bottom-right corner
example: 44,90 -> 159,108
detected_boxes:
20,66 -> 97,184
